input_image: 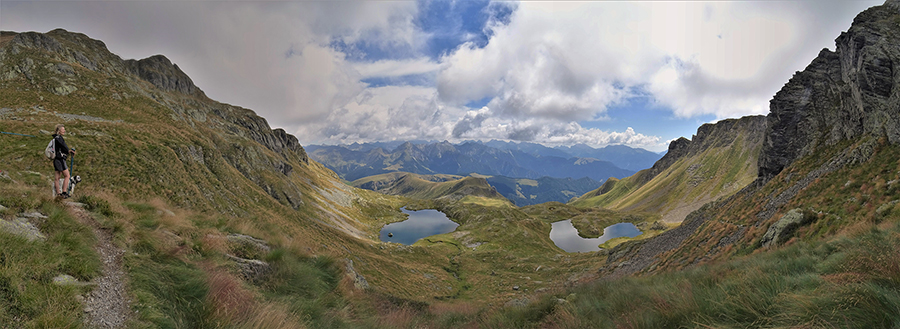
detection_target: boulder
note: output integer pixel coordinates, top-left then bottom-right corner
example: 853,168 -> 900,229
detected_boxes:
761,209 -> 816,247
226,254 -> 271,284
344,259 -> 370,290
226,234 -> 271,260
504,298 -> 530,308
0,218 -> 46,242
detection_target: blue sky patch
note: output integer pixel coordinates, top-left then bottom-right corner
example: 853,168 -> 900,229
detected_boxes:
362,73 -> 436,88
581,95 -> 718,144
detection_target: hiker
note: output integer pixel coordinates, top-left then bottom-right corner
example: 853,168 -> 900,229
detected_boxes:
52,124 -> 75,198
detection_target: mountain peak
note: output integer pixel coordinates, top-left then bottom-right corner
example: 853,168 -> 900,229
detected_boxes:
759,0 -> 900,179
4,29 -> 204,97
124,54 -> 202,96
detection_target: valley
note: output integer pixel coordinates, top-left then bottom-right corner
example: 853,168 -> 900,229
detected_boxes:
1,1 -> 900,327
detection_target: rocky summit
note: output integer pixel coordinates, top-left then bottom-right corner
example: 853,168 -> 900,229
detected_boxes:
760,1 -> 900,179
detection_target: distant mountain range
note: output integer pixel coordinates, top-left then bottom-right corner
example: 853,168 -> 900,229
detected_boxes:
306,140 -> 658,182
351,172 -> 603,206
483,140 -> 662,172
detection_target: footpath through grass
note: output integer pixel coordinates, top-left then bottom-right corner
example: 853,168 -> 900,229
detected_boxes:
0,181 -> 100,328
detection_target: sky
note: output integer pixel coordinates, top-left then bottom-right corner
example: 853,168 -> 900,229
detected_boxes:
1,0 -> 882,152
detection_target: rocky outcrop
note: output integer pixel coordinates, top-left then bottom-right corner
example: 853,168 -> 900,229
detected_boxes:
759,1 -> 900,179
0,217 -> 46,242
227,254 -> 272,284
344,259 -> 370,290
227,233 -> 271,260
124,55 -> 202,96
221,110 -> 308,164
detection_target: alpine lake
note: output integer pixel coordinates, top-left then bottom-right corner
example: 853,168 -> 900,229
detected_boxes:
379,207 -> 459,245
550,219 -> 642,252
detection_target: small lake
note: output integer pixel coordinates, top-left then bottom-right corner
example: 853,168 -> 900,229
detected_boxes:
550,220 -> 642,252
379,207 -> 459,245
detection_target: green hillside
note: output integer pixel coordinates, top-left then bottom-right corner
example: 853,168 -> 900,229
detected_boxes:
351,172 -> 513,207
354,171 -> 603,206
571,116 -> 765,223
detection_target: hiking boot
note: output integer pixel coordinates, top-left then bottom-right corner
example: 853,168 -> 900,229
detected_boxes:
61,192 -> 70,199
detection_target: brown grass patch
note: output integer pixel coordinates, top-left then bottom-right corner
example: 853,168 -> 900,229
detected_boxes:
204,264 -> 257,324
198,232 -> 229,255
541,307 -> 581,329
240,303 -> 305,329
429,301 -> 478,317
377,305 -> 419,328
149,198 -> 195,231
836,221 -> 874,238
822,272 -> 866,285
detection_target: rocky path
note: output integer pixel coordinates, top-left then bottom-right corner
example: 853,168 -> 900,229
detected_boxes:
68,202 -> 130,328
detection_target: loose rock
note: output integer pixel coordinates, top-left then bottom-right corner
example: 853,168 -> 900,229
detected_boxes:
0,218 -> 46,242
227,254 -> 272,284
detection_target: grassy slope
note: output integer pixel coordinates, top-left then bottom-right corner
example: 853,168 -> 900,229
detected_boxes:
351,172 -> 513,207
571,119 -> 761,224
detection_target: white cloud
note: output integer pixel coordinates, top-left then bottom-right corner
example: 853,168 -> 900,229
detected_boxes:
295,86 -> 460,144
449,107 -> 661,149
353,58 -> 440,79
437,1 -> 881,122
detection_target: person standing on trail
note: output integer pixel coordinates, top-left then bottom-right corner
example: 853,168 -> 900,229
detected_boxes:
52,124 -> 75,198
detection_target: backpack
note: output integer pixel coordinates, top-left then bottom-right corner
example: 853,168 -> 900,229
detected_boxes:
44,138 -> 56,160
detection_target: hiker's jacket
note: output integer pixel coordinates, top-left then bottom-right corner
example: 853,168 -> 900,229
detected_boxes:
52,134 -> 70,160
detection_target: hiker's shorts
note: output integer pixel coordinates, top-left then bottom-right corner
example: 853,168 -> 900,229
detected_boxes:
53,159 -> 68,172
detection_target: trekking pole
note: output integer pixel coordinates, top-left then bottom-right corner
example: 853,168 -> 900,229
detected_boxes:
68,148 -> 76,195
0,131 -> 36,138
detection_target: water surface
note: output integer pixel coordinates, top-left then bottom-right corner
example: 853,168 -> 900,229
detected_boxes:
379,207 -> 458,245
550,220 -> 642,252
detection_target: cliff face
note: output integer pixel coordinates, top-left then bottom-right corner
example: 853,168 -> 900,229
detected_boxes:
759,1 -> 900,179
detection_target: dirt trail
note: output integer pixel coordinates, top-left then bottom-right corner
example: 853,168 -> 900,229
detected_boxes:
67,202 -> 130,328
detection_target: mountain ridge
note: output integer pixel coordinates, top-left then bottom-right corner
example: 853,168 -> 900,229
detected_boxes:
308,140 -> 638,181
572,115 -> 766,224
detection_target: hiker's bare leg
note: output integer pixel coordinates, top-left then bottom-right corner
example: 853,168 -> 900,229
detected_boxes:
55,170 -> 62,195
61,169 -> 70,193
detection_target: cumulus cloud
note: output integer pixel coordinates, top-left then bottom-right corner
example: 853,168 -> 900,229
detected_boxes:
295,86 -> 460,144
449,107 -> 660,149
438,1 -> 880,122
354,58 -> 440,79
452,107 -> 492,138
